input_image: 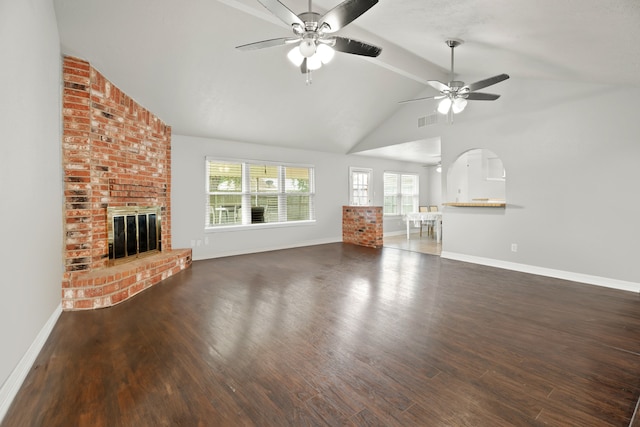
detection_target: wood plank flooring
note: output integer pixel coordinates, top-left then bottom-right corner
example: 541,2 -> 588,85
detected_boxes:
383,232 -> 442,256
3,242 -> 640,426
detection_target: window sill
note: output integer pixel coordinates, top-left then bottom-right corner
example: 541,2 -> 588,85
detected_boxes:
205,220 -> 316,233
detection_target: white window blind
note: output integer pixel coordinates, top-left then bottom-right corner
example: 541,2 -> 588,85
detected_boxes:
383,172 -> 418,215
206,158 -> 315,227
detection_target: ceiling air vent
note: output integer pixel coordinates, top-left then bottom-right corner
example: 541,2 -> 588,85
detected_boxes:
418,113 -> 438,128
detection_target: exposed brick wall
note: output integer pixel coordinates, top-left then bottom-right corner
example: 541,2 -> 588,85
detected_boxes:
342,206 -> 383,249
62,56 -> 172,271
61,56 -> 190,310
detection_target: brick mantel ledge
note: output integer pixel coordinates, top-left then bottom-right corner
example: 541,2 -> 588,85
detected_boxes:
62,249 -> 192,310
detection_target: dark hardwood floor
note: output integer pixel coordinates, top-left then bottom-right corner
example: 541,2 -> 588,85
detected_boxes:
4,243 -> 640,426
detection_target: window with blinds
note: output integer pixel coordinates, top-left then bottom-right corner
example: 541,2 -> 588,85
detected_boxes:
206,159 -> 315,227
383,172 -> 419,215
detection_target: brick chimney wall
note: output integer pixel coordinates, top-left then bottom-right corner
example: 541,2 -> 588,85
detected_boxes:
61,56 -> 191,310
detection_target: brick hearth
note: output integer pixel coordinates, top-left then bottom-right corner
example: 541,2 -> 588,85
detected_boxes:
61,249 -> 191,310
61,56 -> 191,310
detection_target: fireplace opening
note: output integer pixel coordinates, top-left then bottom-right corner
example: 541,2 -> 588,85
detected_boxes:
107,206 -> 161,264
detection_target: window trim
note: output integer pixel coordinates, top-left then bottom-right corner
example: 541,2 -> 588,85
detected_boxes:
205,219 -> 316,233
349,166 -> 373,206
205,157 -> 316,229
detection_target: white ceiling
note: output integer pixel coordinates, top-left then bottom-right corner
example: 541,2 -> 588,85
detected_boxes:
54,0 -> 640,164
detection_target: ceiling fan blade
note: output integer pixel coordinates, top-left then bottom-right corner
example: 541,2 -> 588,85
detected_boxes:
427,80 -> 449,93
464,73 -> 509,92
300,58 -> 308,73
257,0 -> 305,27
236,37 -> 299,51
331,37 -> 381,57
398,95 -> 444,104
465,92 -> 501,101
319,0 -> 378,33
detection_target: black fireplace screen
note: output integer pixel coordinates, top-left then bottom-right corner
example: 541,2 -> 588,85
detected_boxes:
108,206 -> 161,263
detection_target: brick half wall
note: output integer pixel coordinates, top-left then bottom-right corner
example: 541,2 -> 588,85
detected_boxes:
342,206 -> 383,249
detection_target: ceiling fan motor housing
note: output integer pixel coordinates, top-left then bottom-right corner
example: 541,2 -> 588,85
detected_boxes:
299,12 -> 321,32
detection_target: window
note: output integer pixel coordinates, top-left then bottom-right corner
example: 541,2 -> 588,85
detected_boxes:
383,172 -> 418,215
206,159 -> 314,227
349,167 -> 372,206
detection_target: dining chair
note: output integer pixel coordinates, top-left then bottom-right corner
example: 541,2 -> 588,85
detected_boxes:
251,206 -> 266,223
418,206 -> 432,237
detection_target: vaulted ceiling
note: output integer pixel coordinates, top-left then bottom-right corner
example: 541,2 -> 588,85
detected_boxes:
54,0 -> 640,164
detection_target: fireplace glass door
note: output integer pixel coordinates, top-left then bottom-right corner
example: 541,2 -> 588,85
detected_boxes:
108,206 -> 161,264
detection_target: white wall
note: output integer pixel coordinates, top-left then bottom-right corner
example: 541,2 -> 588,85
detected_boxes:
171,135 -> 426,259
443,81 -> 640,283
0,0 -> 62,391
362,77 -> 640,287
426,166 -> 443,207
439,79 -> 640,285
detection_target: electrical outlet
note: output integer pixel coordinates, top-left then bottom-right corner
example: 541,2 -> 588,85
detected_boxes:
511,243 -> 518,252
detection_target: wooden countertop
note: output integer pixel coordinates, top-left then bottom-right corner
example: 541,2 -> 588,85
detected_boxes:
443,202 -> 506,207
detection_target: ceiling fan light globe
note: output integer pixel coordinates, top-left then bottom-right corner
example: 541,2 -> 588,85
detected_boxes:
299,39 -> 316,58
452,98 -> 468,114
438,98 -> 452,115
307,54 -> 322,70
316,44 -> 335,64
287,47 -> 304,66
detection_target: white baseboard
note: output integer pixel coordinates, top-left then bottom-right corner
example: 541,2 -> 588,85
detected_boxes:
192,237 -> 342,261
440,251 -> 640,294
0,304 -> 62,423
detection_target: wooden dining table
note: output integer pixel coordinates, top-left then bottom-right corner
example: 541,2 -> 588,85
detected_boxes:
404,211 -> 442,242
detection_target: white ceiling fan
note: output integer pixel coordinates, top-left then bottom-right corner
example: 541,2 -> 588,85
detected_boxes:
236,0 -> 382,80
401,39 -> 509,116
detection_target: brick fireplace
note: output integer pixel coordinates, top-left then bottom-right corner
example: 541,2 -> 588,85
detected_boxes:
61,56 -> 191,310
